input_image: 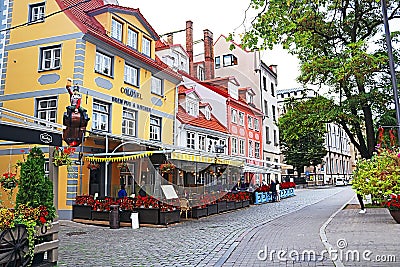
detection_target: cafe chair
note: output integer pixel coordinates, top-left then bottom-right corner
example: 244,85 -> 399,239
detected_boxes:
180,198 -> 190,219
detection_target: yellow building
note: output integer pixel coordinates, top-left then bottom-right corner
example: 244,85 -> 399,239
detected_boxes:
0,0 -> 181,219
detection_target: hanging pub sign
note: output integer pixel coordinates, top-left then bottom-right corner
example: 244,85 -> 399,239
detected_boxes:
0,123 -> 62,146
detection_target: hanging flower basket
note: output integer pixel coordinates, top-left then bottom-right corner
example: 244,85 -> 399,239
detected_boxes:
117,162 -> 129,172
160,163 -> 175,174
0,172 -> 18,191
53,146 -> 75,167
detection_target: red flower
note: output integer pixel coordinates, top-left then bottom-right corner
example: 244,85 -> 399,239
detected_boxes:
39,216 -> 47,224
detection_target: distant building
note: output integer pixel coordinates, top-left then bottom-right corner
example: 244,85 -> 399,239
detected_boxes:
277,87 -> 353,184
213,34 -> 281,184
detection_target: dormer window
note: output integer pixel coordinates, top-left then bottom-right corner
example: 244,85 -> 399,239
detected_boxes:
142,37 -> 151,57
204,108 -> 211,120
186,99 -> 199,117
127,28 -> 138,49
111,18 -> 123,41
247,92 -> 254,104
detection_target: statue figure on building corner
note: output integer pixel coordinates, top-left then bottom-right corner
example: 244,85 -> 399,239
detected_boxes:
62,78 -> 90,147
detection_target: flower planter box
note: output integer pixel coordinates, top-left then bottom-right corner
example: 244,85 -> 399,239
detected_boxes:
226,201 -> 236,211
389,210 -> 400,223
191,207 -> 208,219
207,204 -> 218,216
137,208 -> 160,224
159,210 -> 180,225
72,204 -> 92,220
217,200 -> 227,213
235,201 -> 243,209
91,210 -> 110,221
119,210 -> 132,223
242,200 -> 250,207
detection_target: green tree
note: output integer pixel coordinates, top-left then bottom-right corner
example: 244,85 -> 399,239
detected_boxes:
235,0 -> 400,159
278,97 -> 328,177
16,147 -> 56,221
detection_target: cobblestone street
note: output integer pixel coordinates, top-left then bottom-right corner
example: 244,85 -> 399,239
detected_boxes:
58,187 -> 354,266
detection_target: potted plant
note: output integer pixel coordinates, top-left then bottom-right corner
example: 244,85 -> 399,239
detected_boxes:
73,195 -> 95,220
0,171 -> 18,200
135,196 -> 160,224
383,194 -> 400,223
52,146 -> 76,167
352,146 -> 400,205
117,197 -> 135,222
159,200 -> 180,225
15,147 -> 57,265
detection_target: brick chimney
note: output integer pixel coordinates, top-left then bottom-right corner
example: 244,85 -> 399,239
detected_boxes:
203,29 -> 214,80
186,21 -> 194,76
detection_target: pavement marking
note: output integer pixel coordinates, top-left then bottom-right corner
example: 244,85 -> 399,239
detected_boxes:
319,194 -> 355,267
214,187 -> 349,267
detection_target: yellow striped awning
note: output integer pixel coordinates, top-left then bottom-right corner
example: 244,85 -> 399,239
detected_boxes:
84,151 -> 154,162
171,152 -> 243,167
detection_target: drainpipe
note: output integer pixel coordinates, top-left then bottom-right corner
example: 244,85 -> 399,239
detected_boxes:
105,133 -> 109,196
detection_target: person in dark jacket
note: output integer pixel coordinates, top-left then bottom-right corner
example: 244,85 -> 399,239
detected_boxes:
270,180 -> 277,202
118,184 -> 128,198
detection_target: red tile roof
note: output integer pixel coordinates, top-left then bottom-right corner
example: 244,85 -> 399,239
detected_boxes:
55,0 -> 181,81
177,105 -> 228,133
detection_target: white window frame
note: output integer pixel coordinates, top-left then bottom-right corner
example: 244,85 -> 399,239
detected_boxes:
151,76 -> 163,96
29,2 -> 45,23
186,99 -> 199,116
231,109 -> 237,124
239,139 -> 245,155
248,116 -> 253,129
199,134 -> 206,151
36,97 -> 57,126
92,100 -> 110,132
238,112 -> 244,126
197,65 -> 205,81
204,108 -> 211,120
248,140 -> 253,157
142,37 -> 151,57
95,51 -> 112,76
127,28 -> 138,49
149,115 -> 161,141
111,18 -> 123,41
231,138 -> 238,154
254,118 -> 259,131
255,142 -> 260,158
40,45 -> 61,70
187,132 -> 195,149
122,108 -> 137,137
124,64 -> 139,86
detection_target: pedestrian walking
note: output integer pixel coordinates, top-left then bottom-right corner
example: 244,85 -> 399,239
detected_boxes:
276,180 -> 281,202
357,193 -> 366,213
270,180 -> 277,202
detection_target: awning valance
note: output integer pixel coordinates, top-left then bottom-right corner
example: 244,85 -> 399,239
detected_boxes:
243,164 -> 281,174
84,151 -> 154,162
171,151 -> 244,167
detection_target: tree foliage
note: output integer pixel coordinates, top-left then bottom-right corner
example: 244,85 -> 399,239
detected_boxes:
16,147 -> 56,221
236,0 -> 400,159
278,96 -> 328,175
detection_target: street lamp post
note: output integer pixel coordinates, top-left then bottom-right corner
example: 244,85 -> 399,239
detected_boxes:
381,0 -> 400,143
